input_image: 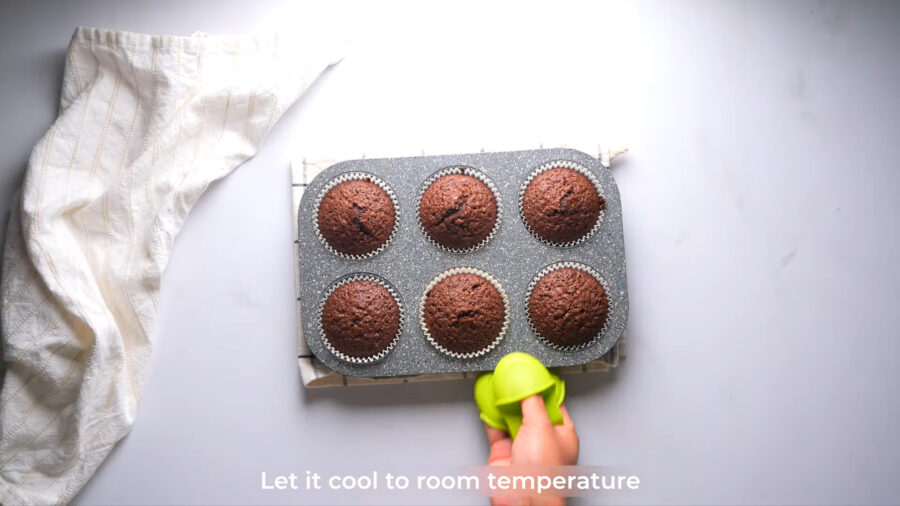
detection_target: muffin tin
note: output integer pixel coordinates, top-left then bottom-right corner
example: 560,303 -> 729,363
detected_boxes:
297,148 -> 628,377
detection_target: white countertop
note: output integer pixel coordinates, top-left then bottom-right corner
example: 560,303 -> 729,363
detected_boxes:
1,1 -> 898,504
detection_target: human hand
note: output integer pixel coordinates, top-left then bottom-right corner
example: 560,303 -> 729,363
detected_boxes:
485,395 -> 579,506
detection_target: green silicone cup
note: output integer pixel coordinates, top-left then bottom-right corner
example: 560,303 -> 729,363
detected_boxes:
492,352 -> 557,406
474,352 -> 567,438
474,373 -> 507,431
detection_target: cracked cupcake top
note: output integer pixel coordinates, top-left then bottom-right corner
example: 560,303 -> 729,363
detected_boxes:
419,174 -> 498,250
522,168 -> 604,244
317,179 -> 396,256
423,272 -> 505,355
527,267 -> 608,348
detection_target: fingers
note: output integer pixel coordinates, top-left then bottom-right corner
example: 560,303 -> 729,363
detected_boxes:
485,424 -> 509,445
520,394 -> 551,428
488,440 -> 512,466
557,404 -> 578,442
559,404 -> 574,428
555,404 -> 580,465
485,424 -> 512,466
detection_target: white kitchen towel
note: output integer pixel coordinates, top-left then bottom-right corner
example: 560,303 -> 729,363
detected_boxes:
0,27 -> 341,505
291,146 -> 628,388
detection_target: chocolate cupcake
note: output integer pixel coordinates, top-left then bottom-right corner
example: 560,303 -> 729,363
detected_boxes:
527,263 -> 609,350
418,167 -> 501,252
520,161 -> 605,246
319,276 -> 403,362
315,173 -> 398,258
420,267 -> 509,358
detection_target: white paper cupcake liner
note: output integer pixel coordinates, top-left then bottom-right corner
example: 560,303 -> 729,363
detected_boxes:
525,261 -> 612,352
418,266 -> 511,359
317,273 -> 405,364
313,172 -> 400,260
416,166 -> 503,253
518,160 -> 606,248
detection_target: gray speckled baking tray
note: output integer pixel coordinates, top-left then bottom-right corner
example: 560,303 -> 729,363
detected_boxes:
297,148 -> 628,377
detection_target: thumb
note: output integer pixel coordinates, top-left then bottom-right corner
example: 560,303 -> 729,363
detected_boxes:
520,394 -> 551,428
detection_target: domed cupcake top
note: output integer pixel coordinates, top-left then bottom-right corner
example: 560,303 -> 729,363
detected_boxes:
316,175 -> 397,257
418,168 -> 500,252
421,269 -> 509,357
320,278 -> 402,361
521,163 -> 604,245
527,265 -> 609,349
